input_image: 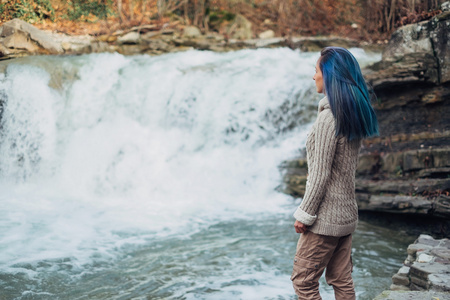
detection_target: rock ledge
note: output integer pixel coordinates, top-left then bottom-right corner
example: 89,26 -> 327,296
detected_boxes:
375,235 -> 450,299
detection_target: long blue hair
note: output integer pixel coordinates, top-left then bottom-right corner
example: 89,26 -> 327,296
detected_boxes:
319,47 -> 379,140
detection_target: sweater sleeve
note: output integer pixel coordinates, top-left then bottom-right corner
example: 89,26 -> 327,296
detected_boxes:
293,111 -> 337,226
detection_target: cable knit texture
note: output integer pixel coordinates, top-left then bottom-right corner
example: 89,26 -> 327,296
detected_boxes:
294,96 -> 361,237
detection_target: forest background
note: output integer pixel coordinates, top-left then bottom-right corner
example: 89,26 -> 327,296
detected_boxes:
0,0 -> 446,42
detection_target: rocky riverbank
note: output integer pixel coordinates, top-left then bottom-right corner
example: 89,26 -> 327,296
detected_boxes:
280,3 -> 450,223
0,16 -> 381,61
374,234 -> 450,299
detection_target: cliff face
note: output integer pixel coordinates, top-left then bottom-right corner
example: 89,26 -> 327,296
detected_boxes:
280,7 -> 450,220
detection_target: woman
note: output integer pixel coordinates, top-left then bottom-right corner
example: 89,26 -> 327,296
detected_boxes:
291,47 -> 378,300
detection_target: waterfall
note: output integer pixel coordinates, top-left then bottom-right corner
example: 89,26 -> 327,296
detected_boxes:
0,48 -> 382,299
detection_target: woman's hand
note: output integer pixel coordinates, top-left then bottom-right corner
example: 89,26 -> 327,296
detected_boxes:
294,220 -> 308,234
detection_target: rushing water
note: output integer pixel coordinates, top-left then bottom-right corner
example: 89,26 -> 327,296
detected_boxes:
0,48 -> 415,300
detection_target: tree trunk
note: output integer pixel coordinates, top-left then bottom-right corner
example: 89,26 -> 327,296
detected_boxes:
117,0 -> 123,23
184,0 -> 189,25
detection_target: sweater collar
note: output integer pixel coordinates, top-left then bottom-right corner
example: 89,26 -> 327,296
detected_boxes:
318,96 -> 330,113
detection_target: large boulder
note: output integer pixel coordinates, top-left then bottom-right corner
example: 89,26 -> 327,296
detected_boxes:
0,18 -> 63,57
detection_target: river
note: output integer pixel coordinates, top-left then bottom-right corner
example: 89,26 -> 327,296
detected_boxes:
0,48 -> 416,299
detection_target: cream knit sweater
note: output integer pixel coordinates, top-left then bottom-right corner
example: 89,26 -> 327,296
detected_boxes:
293,97 -> 361,237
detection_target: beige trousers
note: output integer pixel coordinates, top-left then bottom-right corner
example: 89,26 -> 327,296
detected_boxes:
291,231 -> 355,300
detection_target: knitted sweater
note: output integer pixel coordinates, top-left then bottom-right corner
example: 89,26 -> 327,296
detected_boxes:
293,97 -> 361,237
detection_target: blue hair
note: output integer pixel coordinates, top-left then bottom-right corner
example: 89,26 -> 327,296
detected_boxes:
319,47 -> 379,140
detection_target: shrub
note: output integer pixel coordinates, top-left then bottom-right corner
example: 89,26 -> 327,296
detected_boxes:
66,0 -> 113,20
0,0 -> 54,22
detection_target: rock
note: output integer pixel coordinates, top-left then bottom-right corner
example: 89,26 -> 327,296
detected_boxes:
374,290 -> 450,300
429,274 -> 450,292
432,248 -> 450,260
382,22 -> 433,62
386,235 -> 450,294
61,42 -> 72,51
205,32 -> 225,41
117,31 -> 141,44
117,44 -> 144,55
182,26 -> 202,38
230,14 -> 253,40
417,234 -> 441,246
443,1 -> 450,12
398,266 -> 411,276
258,30 -> 275,39
356,153 -> 381,176
390,283 -> 411,291
289,36 -> 360,52
0,19 -> 63,55
51,33 -> 95,54
281,149 -> 450,217
417,253 -> 434,263
356,194 -> 433,214
430,11 -> 450,83
143,38 -> 170,52
244,37 -> 285,48
408,244 -> 435,256
90,41 -> 111,53
0,42 -> 10,58
392,273 -> 410,286
3,30 -> 40,52
410,261 -> 450,277
367,9 -> 450,88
